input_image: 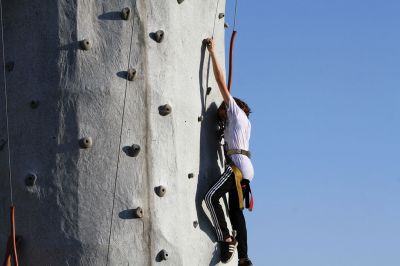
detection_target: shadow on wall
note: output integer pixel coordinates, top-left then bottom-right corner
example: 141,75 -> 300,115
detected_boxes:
195,41 -> 225,266
98,11 -> 122,21
0,0 -> 85,263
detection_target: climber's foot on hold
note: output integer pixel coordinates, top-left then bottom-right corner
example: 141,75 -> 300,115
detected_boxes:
220,237 -> 237,263
238,258 -> 253,266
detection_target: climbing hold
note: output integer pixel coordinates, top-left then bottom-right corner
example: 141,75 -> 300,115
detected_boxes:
134,207 -> 144,218
155,185 -> 166,197
177,0 -> 184,4
154,30 -> 164,43
158,104 -> 172,116
5,62 -> 14,72
198,115 -> 203,122
219,13 -> 225,19
30,100 -> 40,109
193,221 -> 199,228
0,139 -> 6,151
206,87 -> 212,95
159,250 -> 169,261
80,39 -> 92,50
121,7 -> 131,20
79,137 -> 93,149
188,173 -> 194,179
128,144 -> 141,157
25,173 -> 37,187
127,68 -> 136,81
224,22 -> 229,28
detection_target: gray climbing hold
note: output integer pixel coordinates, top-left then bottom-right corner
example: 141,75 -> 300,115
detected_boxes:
219,13 -> 225,19
177,0 -> 184,4
127,68 -> 136,81
158,104 -> 172,116
154,30 -> 164,43
25,173 -> 37,187
155,185 -> 166,197
5,62 -> 14,72
224,22 -> 229,29
121,7 -> 131,20
134,207 -> 144,218
128,144 -> 141,157
79,137 -> 93,149
30,100 -> 40,109
0,139 -> 6,151
188,173 -> 194,179
198,115 -> 203,122
206,87 -> 212,95
159,249 -> 169,261
193,221 -> 199,228
80,39 -> 92,50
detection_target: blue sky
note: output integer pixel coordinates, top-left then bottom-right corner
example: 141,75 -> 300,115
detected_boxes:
223,1 -> 400,265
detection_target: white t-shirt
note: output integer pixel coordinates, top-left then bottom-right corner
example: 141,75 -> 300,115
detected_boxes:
224,96 -> 254,181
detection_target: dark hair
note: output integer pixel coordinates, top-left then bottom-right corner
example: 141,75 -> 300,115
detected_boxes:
216,98 -> 252,125
233,97 -> 251,117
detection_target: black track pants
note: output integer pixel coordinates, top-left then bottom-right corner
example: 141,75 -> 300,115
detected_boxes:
205,165 -> 248,259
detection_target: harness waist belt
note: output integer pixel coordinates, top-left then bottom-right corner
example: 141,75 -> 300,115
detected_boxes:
226,149 -> 251,158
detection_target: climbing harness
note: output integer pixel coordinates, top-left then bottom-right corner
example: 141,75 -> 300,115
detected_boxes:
225,148 -> 254,211
227,0 -> 239,92
226,149 -> 251,159
1,1 -> 20,265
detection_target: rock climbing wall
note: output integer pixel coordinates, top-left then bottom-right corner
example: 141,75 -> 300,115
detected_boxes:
0,0 -> 234,265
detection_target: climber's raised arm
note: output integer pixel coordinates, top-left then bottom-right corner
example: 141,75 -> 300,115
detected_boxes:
205,38 -> 230,104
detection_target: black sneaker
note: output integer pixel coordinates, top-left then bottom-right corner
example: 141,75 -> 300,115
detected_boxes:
220,238 -> 238,263
238,258 -> 253,266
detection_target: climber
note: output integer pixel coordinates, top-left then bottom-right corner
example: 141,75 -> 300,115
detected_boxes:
204,38 -> 253,266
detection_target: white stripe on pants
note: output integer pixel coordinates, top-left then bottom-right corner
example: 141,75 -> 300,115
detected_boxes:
205,166 -> 233,241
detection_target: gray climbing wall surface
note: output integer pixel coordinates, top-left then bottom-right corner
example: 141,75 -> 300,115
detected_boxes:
0,0 -> 235,265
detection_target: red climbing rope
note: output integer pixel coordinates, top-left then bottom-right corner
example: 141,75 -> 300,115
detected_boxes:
227,30 -> 237,92
10,206 -> 19,266
227,0 -> 239,92
3,206 -> 19,266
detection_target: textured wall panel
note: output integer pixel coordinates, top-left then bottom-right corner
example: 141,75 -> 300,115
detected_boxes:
0,0 -> 232,265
